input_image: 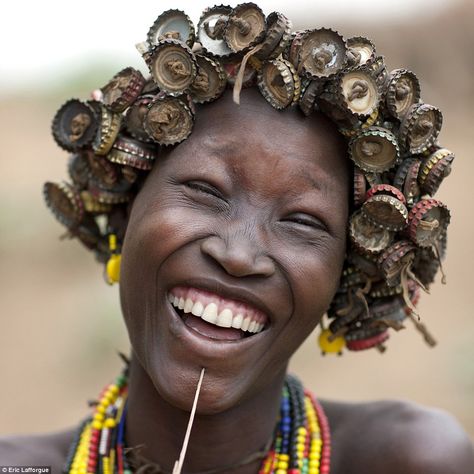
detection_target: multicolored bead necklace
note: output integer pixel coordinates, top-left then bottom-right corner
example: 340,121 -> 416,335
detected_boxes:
63,363 -> 331,474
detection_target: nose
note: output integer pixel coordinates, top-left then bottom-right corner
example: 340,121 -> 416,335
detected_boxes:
200,231 -> 276,278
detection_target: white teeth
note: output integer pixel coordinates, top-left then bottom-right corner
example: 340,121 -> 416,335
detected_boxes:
183,298 -> 194,313
216,308 -> 233,328
202,303 -> 218,324
169,292 -> 266,334
231,313 -> 244,329
191,301 -> 204,317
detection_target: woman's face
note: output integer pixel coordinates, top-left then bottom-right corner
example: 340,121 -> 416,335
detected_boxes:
120,89 -> 350,414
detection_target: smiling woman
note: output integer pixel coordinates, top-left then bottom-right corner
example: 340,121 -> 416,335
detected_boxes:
1,3 -> 473,474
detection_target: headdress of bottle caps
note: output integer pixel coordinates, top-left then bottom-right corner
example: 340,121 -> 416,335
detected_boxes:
44,3 -> 454,354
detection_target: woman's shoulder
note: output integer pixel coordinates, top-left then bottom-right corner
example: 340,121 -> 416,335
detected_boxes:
322,398 -> 474,474
0,426 -> 77,470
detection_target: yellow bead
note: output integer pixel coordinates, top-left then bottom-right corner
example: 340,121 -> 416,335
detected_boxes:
309,460 -> 320,468
92,420 -> 103,430
297,443 -> 305,451
277,461 -> 288,470
96,405 -> 106,414
104,418 -> 116,428
106,254 -> 121,284
93,412 -> 104,421
279,454 -> 289,462
318,328 -> 345,354
297,435 -> 306,444
276,469 -> 287,474
309,468 -> 319,474
298,427 -> 307,435
109,384 -> 119,395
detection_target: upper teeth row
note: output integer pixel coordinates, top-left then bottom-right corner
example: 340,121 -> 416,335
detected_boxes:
168,294 -> 265,334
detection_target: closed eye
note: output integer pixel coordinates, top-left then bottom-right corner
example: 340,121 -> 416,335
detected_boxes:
184,181 -> 226,200
282,213 -> 328,232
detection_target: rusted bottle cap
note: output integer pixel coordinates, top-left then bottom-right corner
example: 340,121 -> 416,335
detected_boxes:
197,5 -> 234,58
362,194 -> 408,231
87,183 -> 131,205
378,240 -> 416,287
348,249 -> 381,278
407,198 -> 450,247
43,181 -> 84,228
346,329 -> 389,351
124,94 -> 155,143
346,36 -> 376,67
224,3 -> 266,53
385,69 -> 421,120
399,103 -> 443,154
93,105 -> 122,156
222,55 -> 258,87
255,12 -> 291,60
338,265 -> 370,291
366,184 -> 406,205
353,166 -> 367,207
144,96 -> 194,145
80,190 -> 113,214
190,54 -> 227,103
87,153 -> 120,190
393,157 -> 422,205
141,77 -> 161,95
286,29 -> 308,69
100,67 -> 146,113
418,148 -> 455,196
349,210 -> 393,255
258,58 -> 300,109
148,39 -> 197,96
317,92 -> 360,130
107,135 -> 158,171
367,55 -> 388,88
147,9 -> 195,48
298,79 -> 324,116
412,232 -> 447,286
349,127 -> 400,173
52,99 -> 99,152
298,28 -> 347,79
68,152 -> 91,190
335,66 -> 380,119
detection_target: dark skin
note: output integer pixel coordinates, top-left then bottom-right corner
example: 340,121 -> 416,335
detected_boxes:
1,90 -> 473,473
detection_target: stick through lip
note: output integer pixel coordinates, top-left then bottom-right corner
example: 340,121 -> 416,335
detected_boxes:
172,368 -> 206,474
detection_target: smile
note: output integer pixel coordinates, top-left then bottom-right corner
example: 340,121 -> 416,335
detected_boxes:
168,286 -> 268,341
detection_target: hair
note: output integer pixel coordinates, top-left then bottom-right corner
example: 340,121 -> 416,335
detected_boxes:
44,3 -> 453,353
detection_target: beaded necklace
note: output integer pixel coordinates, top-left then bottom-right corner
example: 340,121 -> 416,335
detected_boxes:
63,364 -> 331,474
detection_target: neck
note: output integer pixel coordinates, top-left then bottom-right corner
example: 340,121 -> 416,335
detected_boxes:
125,354 -> 287,474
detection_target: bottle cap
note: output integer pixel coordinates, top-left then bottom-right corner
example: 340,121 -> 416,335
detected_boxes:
92,106 -> 122,156
298,79 -> 324,116
298,28 -> 347,80
255,12 -> 291,60
147,9 -> 195,48
190,54 -> 227,103
412,232 -> 447,287
346,329 -> 389,351
257,58 -> 300,109
361,194 -> 408,231
407,198 -> 450,247
224,3 -> 266,53
87,154 -> 121,190
80,190 -> 113,214
393,157 -> 422,205
87,184 -> 131,205
106,135 -> 158,170
346,36 -> 376,67
399,103 -> 443,154
124,94 -> 156,143
349,210 -> 394,255
378,240 -> 416,287
43,181 -> 84,228
353,165 -> 367,207
367,55 -> 388,88
385,69 -> 421,120
197,5 -> 234,58
148,39 -> 197,96
222,55 -> 258,87
100,68 -> 145,113
349,127 -> 400,173
418,148 -> 455,196
67,152 -> 91,190
366,184 -> 406,205
52,99 -> 99,152
144,96 -> 194,145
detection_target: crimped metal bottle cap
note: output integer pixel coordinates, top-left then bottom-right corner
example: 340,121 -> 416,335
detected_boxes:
367,55 -> 388,88
335,66 -> 380,118
124,94 -> 156,143
87,153 -> 120,190
80,190 -> 113,214
224,3 -> 266,53
258,58 -> 300,109
223,56 -> 258,87
255,11 -> 291,60
346,36 -> 376,67
393,157 -> 422,205
87,183 -> 131,205
147,9 -> 195,48
346,329 -> 389,351
190,54 -> 227,103
43,181 -> 84,228
412,232 -> 447,287
353,167 -> 367,207
385,69 -> 421,120
298,79 -> 324,116
52,99 -> 99,152
298,28 -> 347,80
67,152 -> 91,190
378,240 -> 416,287
362,194 -> 408,231
92,105 -> 122,156
349,210 -> 393,255
144,96 -> 194,145
418,148 -> 455,196
106,135 -> 158,170
101,67 -> 146,113
400,103 -> 443,154
366,184 -> 406,205
407,198 -> 450,247
148,39 -> 197,96
349,127 -> 400,173
197,5 -> 234,58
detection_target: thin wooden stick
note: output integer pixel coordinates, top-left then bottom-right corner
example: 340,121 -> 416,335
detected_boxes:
172,368 -> 206,474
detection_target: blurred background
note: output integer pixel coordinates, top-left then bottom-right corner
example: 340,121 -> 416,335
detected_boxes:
1,0 -> 473,439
